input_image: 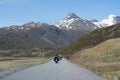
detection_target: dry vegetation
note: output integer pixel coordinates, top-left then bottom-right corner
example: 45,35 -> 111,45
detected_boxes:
71,38 -> 120,80
0,57 -> 47,71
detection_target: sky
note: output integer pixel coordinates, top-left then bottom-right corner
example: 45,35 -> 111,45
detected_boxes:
0,0 -> 120,27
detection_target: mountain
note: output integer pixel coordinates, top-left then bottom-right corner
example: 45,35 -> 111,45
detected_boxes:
0,22 -> 90,50
93,14 -> 120,27
54,13 -> 98,30
70,38 -> 120,80
1,13 -> 120,50
57,23 -> 120,56
55,13 -> 120,29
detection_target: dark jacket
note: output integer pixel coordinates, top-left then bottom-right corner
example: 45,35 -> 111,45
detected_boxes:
54,56 -> 59,61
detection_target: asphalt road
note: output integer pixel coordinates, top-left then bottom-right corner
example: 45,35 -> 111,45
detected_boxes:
0,58 -> 106,80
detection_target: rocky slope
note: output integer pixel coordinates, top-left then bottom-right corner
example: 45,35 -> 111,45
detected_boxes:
55,13 -> 98,30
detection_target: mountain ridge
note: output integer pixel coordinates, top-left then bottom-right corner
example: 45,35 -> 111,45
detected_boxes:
54,13 -> 98,30
57,23 -> 120,56
93,14 -> 120,27
0,22 -> 90,50
1,13 -> 120,50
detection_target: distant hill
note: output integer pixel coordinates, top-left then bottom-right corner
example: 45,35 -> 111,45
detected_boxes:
70,38 -> 120,80
0,22 -> 90,50
59,23 -> 120,56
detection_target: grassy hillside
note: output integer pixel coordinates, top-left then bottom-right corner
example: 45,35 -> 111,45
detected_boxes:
71,38 -> 120,80
58,23 -> 120,57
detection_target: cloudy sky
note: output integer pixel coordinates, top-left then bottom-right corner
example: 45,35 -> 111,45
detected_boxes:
0,0 -> 119,27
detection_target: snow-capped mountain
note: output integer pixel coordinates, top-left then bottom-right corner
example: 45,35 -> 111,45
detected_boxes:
93,14 -> 120,27
55,13 -> 120,29
55,13 -> 98,30
1,13 -> 120,50
22,22 -> 48,27
3,22 -> 51,31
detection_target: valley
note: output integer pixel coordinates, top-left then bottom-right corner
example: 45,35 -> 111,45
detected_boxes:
0,13 -> 120,80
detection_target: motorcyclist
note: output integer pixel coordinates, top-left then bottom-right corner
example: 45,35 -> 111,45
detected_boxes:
53,54 -> 59,63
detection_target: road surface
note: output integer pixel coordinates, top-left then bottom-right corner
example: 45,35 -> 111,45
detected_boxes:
0,58 -> 106,80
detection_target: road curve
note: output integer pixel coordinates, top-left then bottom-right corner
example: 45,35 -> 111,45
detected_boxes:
0,58 -> 106,80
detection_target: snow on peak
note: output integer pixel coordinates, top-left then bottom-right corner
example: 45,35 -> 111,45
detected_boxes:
107,14 -> 120,22
54,13 -> 98,30
93,14 -> 120,28
108,14 -> 117,19
64,13 -> 80,20
22,22 -> 48,27
23,22 -> 41,26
